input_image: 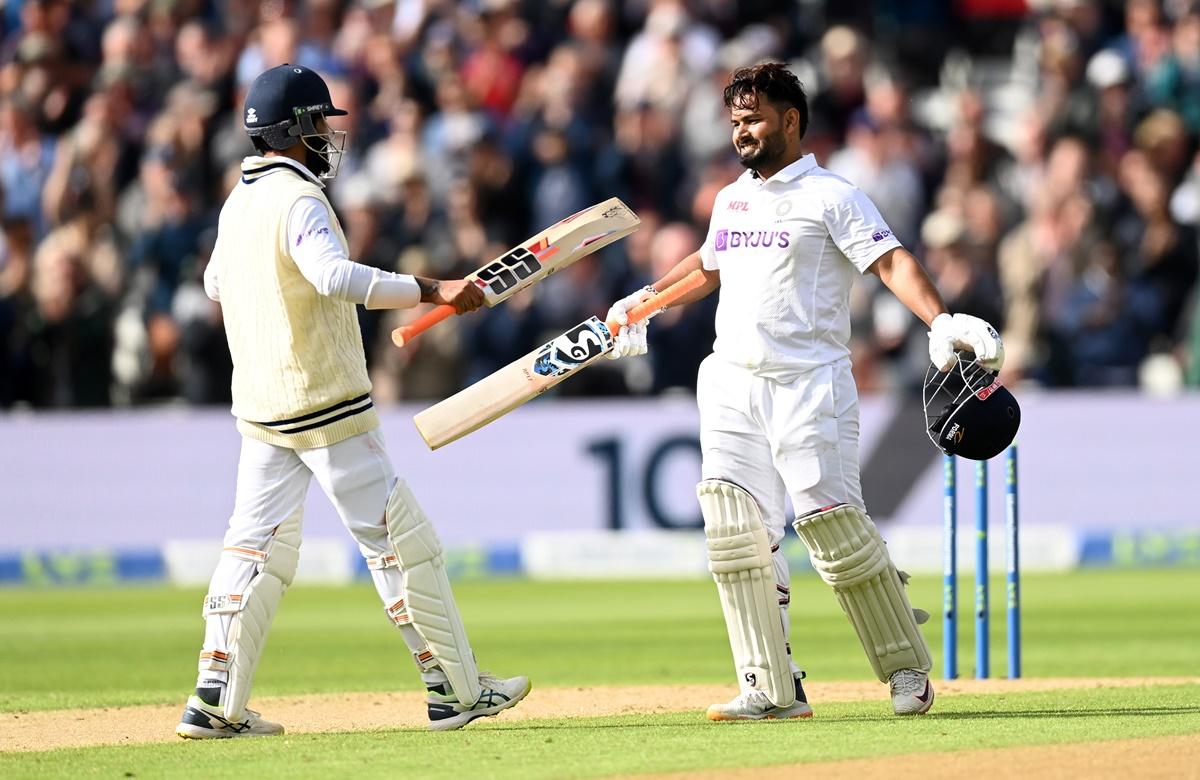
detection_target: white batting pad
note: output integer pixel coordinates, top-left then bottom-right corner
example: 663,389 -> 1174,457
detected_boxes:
698,479 -> 795,708
792,504 -> 932,681
217,508 -> 302,722
384,479 -> 481,706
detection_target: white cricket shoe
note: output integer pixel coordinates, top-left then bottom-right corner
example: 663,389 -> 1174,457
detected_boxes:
889,668 -> 935,715
176,694 -> 284,739
706,676 -> 813,721
426,672 -> 531,731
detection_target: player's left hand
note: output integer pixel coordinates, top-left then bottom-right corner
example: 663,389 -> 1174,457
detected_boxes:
606,286 -> 654,360
951,313 -> 1004,371
928,313 -> 1004,372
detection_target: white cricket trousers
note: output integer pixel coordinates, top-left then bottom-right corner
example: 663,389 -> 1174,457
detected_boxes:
198,428 -> 429,686
697,355 -> 864,673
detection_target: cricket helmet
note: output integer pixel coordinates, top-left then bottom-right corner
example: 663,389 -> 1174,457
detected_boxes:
922,352 -> 1020,460
243,64 -> 348,178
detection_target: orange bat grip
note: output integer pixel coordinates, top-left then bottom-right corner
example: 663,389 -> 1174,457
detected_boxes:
391,305 -> 455,348
604,269 -> 707,333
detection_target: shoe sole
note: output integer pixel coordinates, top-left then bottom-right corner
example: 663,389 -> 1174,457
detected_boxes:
707,706 -> 815,722
176,723 -> 285,739
428,680 -> 533,732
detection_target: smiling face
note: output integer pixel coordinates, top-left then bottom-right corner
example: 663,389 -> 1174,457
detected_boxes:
729,93 -> 798,173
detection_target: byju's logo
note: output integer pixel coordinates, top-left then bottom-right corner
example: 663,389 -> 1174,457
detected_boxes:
714,229 -> 791,251
871,229 -> 892,242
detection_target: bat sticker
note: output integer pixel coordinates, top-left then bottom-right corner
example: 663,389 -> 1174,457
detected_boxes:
532,319 -> 613,377
475,247 -> 542,294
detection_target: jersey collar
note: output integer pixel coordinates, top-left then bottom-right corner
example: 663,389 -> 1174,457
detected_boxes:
742,153 -> 817,185
240,155 -> 325,187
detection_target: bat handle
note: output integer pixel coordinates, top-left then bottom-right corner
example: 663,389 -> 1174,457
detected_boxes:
391,305 -> 455,348
606,269 -> 707,333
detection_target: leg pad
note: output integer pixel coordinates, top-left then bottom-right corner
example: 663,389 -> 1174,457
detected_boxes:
207,508 -> 302,721
792,504 -> 931,681
384,479 -> 481,706
699,479 -> 795,708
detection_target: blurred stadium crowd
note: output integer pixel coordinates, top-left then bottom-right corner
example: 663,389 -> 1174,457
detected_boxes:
2,0 -> 1200,409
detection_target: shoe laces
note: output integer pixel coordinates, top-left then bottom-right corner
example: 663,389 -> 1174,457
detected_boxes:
890,669 -> 926,696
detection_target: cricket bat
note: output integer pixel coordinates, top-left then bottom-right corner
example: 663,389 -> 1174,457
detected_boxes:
414,270 -> 707,449
391,198 -> 641,347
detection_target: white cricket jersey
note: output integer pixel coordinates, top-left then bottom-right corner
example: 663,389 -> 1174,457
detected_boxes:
700,153 -> 902,379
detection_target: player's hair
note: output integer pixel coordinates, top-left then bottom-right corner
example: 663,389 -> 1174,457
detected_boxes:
724,63 -> 809,140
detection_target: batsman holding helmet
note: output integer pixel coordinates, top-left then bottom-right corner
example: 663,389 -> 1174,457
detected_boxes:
176,64 -> 529,739
607,63 -> 1011,719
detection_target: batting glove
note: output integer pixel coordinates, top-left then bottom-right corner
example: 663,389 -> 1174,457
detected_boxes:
927,313 -> 958,372
606,286 -> 655,360
928,312 -> 1005,372
951,313 -> 1004,371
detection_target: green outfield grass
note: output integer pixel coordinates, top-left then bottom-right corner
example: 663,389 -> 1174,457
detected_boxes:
2,569 -> 1198,778
2,568 -> 1197,713
3,686 -> 1199,779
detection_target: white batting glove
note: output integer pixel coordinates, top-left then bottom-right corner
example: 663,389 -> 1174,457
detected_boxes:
928,313 -> 959,371
951,313 -> 1004,371
928,312 -> 1005,372
606,286 -> 655,360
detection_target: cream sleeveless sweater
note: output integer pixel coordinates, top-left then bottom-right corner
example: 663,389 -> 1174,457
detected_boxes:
210,157 -> 378,448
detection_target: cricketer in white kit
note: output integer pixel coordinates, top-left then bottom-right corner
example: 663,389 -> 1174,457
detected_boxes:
607,63 -> 1004,720
175,64 -> 529,739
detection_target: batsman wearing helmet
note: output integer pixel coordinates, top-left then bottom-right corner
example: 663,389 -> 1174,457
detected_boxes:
175,65 -> 529,739
606,63 -> 1008,720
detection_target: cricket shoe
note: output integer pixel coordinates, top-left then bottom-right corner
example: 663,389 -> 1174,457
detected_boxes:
889,668 -> 935,715
176,691 -> 284,739
706,675 -> 813,721
426,673 -> 531,732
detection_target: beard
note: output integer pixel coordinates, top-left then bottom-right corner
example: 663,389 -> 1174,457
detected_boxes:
736,130 -> 787,172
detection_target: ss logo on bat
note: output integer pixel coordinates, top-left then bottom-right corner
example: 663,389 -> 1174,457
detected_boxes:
476,247 -> 542,294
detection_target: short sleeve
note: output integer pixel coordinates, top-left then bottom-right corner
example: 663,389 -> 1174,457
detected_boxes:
699,193 -> 724,270
823,187 -> 903,273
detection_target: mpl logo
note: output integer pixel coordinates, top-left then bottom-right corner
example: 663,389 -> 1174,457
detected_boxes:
728,200 -> 750,212
714,229 -> 729,251
871,229 -> 892,242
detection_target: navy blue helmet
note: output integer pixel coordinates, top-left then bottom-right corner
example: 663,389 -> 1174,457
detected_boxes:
923,352 -> 1020,460
243,64 -> 348,178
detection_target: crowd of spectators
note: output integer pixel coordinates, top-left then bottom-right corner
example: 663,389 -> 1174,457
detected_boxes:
2,0 -> 1200,409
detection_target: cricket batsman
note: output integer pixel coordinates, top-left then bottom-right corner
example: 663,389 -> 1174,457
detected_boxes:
606,63 -> 1005,719
175,64 -> 529,738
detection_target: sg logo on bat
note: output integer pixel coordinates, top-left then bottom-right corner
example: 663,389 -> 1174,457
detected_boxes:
532,318 -> 613,377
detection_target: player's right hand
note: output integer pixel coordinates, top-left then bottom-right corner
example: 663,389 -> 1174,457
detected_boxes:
433,279 -> 486,314
606,286 -> 654,360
